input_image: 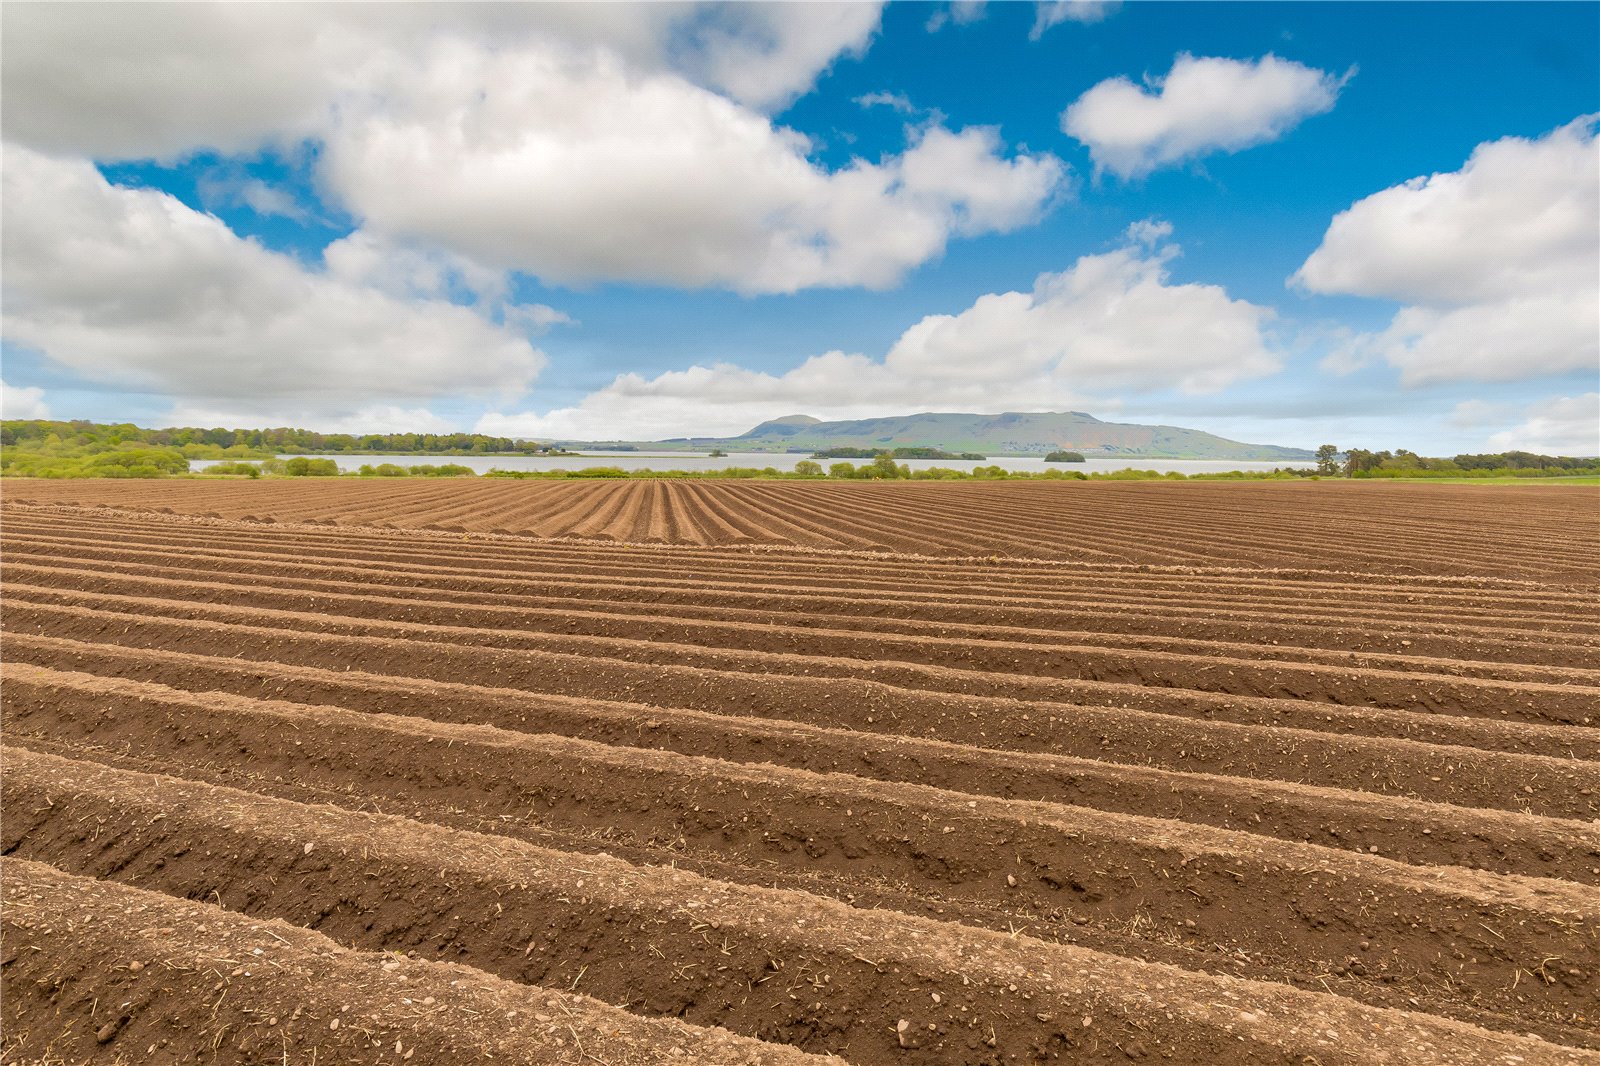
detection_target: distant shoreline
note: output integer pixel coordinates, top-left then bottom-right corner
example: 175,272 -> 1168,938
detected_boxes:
274,450 -> 584,458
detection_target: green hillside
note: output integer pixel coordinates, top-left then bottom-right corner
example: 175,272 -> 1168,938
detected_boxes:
573,411 -> 1313,460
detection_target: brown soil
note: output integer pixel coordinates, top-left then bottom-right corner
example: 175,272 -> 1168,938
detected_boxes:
7,476 -> 1599,581
1,857 -> 836,1064
2,489 -> 1597,1064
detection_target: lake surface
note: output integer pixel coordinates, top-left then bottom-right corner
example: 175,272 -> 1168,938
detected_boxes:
193,451 -> 1313,476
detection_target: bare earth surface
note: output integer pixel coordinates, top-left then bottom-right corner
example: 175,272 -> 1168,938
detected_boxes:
2,479 -> 1597,1064
8,476 -> 1598,580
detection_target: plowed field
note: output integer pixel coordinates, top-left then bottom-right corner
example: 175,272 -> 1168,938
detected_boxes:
7,476 -> 1598,580
3,481 -> 1597,1065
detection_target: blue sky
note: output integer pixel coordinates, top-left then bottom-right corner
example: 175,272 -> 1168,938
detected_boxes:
2,1 -> 1596,453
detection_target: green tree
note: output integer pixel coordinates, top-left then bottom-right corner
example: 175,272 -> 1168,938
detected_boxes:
1342,449 -> 1389,477
1314,444 -> 1340,477
793,460 -> 823,476
866,452 -> 905,479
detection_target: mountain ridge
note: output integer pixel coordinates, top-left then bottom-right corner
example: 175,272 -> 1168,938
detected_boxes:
565,411 -> 1314,460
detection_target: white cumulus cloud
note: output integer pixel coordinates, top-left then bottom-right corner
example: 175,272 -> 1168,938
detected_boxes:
0,3 -> 340,160
1,380 -> 50,420
1063,54 -> 1349,179
0,146 -> 545,426
0,4 -> 882,158
1486,393 -> 1599,455
678,3 -> 883,111
1297,117 -> 1599,385
2,3 -> 1053,297
476,225 -> 1280,440
318,44 -> 1064,294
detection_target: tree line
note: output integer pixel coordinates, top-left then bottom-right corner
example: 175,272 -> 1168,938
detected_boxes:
1314,444 -> 1599,478
0,420 -> 564,457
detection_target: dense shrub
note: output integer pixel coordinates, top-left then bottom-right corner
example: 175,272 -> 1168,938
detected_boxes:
283,457 -> 340,477
0,445 -> 191,479
82,448 -> 190,476
349,462 -> 478,477
1089,468 -> 1168,480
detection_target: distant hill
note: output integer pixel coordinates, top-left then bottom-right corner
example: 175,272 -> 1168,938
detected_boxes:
566,411 -> 1314,460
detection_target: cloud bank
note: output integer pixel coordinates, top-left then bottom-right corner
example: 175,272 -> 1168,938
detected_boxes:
0,2 -> 1082,428
1486,393 -> 1599,455
2,3 -> 1060,296
1,380 -> 50,420
321,61 -> 1064,293
1,146 -> 545,427
1298,116 -> 1599,385
0,4 -> 882,157
477,225 -> 1280,440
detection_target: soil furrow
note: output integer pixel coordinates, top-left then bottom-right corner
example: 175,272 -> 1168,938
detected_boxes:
10,578 -> 1595,731
7,604 -> 1596,816
6,748 -> 1592,1064
11,503 -> 1593,597
10,654 -> 1594,880
13,559 -> 1594,684
12,661 -> 1598,1022
8,547 -> 1592,668
12,479 -> 1593,580
6,487 -> 1596,1062
10,507 -> 1593,616
0,857 -> 828,1065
